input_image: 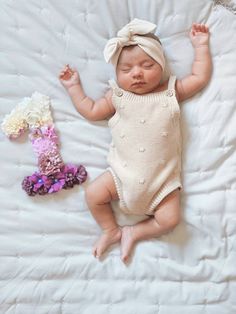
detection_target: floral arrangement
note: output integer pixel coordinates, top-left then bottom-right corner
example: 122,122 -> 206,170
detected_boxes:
1,92 -> 87,196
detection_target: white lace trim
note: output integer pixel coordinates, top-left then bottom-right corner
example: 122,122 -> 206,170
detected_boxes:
213,0 -> 236,14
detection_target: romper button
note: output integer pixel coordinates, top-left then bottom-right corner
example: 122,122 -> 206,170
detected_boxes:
140,119 -> 146,124
115,88 -> 123,97
161,131 -> 168,137
120,133 -> 125,138
123,162 -> 127,167
166,90 -> 173,97
119,104 -> 125,109
139,179 -> 145,184
139,147 -> 145,152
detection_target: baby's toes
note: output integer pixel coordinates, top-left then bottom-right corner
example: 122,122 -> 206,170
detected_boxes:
93,245 -> 104,259
92,246 -> 98,258
92,240 -> 105,258
121,251 -> 129,263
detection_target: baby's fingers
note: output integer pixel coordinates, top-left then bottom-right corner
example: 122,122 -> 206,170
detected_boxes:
198,24 -> 208,33
59,71 -> 66,79
60,64 -> 71,74
202,25 -> 209,33
192,23 -> 209,34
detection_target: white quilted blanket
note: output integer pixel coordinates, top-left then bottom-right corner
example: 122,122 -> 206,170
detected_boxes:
0,1 -> 236,313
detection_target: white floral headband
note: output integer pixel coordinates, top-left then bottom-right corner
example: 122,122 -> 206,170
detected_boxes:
103,18 -> 165,69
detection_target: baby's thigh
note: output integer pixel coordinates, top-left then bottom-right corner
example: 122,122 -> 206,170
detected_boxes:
154,189 -> 181,228
86,171 -> 118,203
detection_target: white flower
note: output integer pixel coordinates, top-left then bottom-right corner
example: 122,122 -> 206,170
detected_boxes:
1,92 -> 54,137
1,110 -> 28,138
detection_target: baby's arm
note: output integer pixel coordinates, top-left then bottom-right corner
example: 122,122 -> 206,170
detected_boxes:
176,23 -> 212,102
59,65 -> 115,121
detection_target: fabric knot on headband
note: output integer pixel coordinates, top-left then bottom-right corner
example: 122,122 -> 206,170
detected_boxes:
103,18 -> 165,69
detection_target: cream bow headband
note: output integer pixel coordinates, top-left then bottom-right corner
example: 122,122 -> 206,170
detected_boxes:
104,18 -> 165,70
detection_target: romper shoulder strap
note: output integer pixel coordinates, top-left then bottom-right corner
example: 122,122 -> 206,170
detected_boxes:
108,79 -> 124,98
108,79 -> 119,89
108,79 -> 124,110
167,75 -> 176,90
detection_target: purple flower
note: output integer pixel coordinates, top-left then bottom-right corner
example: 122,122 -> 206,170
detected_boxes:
22,177 -> 36,196
63,164 -> 78,176
75,165 -> 87,184
48,172 -> 65,193
32,174 -> 52,192
38,186 -> 49,195
22,164 -> 87,196
62,164 -> 77,188
22,172 -> 53,195
61,164 -> 87,188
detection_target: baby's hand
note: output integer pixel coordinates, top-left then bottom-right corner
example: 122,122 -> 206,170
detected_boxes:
59,65 -> 80,90
189,23 -> 210,48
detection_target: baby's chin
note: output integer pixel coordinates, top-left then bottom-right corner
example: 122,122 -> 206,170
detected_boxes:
128,84 -> 158,95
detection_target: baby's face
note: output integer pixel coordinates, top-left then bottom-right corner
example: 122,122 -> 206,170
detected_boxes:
116,45 -> 163,95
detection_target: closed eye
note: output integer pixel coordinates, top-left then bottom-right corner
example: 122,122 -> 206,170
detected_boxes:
121,68 -> 131,73
143,63 -> 154,69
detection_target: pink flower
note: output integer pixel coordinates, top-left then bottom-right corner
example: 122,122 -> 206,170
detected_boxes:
38,150 -> 64,175
32,138 -> 57,156
41,125 -> 59,144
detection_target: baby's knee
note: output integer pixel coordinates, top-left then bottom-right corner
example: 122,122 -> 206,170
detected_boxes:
154,208 -> 181,231
85,180 -> 110,207
85,183 -> 97,205
167,213 -> 181,230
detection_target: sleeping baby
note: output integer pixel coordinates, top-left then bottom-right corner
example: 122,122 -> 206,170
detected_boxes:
59,19 -> 212,263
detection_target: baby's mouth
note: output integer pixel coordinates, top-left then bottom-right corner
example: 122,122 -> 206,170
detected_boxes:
132,81 -> 145,87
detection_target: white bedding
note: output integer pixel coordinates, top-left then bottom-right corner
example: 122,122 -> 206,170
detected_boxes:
0,0 -> 236,313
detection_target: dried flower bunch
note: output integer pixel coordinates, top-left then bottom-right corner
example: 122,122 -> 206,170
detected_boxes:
1,92 -> 87,196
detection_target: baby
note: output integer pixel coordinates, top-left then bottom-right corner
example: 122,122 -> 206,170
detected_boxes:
59,19 -> 212,263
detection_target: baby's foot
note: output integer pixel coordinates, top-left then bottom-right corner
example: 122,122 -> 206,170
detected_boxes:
121,226 -> 137,263
93,227 -> 121,258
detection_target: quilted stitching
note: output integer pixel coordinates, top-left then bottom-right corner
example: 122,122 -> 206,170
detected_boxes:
0,0 -> 236,313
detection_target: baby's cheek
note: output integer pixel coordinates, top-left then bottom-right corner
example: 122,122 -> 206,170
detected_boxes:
117,74 -> 130,88
149,69 -> 162,81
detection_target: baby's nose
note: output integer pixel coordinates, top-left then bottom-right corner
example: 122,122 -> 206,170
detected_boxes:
132,66 -> 143,78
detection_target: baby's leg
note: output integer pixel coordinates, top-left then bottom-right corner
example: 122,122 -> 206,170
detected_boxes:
85,171 -> 120,258
121,188 -> 181,263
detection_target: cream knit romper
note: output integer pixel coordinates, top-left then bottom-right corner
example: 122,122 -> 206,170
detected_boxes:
107,76 -> 182,215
